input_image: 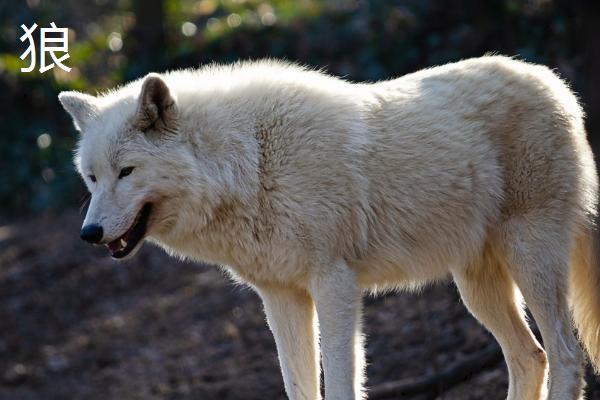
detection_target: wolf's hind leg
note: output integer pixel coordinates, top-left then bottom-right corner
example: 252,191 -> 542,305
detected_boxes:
257,285 -> 321,400
501,217 -> 585,400
452,242 -> 548,400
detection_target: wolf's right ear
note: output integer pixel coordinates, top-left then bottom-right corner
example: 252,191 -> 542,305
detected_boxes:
58,91 -> 98,132
135,73 -> 177,133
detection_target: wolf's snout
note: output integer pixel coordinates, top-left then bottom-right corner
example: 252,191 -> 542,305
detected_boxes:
80,224 -> 103,244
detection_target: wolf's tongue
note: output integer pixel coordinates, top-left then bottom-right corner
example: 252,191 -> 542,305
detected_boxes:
107,240 -> 122,253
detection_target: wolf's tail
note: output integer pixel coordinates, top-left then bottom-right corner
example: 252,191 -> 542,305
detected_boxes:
570,220 -> 600,372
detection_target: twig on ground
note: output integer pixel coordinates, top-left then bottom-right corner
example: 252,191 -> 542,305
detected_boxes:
369,343 -> 503,399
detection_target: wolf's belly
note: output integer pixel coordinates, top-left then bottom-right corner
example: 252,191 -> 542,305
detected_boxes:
349,240 -> 463,292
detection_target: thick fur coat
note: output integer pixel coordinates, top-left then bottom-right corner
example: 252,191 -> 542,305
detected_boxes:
59,56 -> 599,400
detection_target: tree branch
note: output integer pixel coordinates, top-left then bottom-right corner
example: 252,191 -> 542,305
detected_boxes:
369,343 -> 503,399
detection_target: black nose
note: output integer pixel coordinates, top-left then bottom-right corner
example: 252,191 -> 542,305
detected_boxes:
80,224 -> 103,244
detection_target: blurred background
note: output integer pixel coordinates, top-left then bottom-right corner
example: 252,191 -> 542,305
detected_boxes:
1,1 -> 599,399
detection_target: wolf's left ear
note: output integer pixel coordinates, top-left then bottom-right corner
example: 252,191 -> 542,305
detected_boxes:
58,91 -> 98,132
135,73 -> 178,132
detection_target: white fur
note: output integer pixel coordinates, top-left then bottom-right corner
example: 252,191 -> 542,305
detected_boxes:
60,56 -> 600,399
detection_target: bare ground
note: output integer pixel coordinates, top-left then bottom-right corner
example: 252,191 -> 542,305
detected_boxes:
0,211 -> 598,400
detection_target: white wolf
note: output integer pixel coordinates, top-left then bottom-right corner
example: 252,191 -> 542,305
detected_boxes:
59,56 -> 599,400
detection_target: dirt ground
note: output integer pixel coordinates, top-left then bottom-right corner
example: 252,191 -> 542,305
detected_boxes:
0,211 -> 599,400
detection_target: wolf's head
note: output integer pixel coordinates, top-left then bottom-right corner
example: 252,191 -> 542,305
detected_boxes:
59,74 -> 204,260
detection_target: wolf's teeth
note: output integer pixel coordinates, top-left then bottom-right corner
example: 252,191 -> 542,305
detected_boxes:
120,238 -> 127,248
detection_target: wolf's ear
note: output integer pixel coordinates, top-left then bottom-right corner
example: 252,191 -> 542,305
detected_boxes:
58,91 -> 98,132
135,73 -> 177,132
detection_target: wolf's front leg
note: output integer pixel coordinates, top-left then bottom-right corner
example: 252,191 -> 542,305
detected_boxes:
257,285 -> 321,400
310,260 -> 365,400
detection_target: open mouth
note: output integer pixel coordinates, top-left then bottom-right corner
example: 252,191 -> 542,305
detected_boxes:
107,203 -> 152,259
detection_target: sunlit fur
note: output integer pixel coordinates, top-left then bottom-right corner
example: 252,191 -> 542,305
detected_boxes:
60,56 -> 599,400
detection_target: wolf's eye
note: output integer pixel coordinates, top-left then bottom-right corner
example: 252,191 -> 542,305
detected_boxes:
89,175 -> 96,183
118,166 -> 135,179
